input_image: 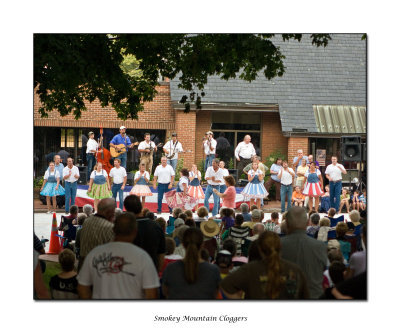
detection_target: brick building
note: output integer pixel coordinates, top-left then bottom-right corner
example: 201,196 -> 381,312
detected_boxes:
34,33 -> 366,185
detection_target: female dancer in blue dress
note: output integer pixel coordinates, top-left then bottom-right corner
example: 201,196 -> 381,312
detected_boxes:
188,164 -> 205,211
302,162 -> 324,212
40,161 -> 65,213
241,162 -> 268,209
130,163 -> 153,205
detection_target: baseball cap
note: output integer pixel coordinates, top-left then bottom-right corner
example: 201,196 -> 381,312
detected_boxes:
206,131 -> 213,135
171,133 -> 177,137
88,131 -> 94,136
120,126 -> 126,130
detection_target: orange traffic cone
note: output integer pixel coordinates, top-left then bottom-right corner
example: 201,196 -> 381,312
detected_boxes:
47,212 -> 62,254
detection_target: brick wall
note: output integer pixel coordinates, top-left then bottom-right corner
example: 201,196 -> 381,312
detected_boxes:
288,137 -> 309,166
195,110 -> 212,165
175,110 -> 196,169
261,112 -> 288,162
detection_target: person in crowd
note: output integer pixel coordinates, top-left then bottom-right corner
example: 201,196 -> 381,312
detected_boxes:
292,186 -> 305,207
194,206 -> 209,228
162,228 -> 221,299
303,161 -> 324,212
278,160 -> 295,213
74,214 -> 87,259
184,210 -> 193,219
49,249 -> 78,299
130,163 -> 153,206
321,260 -> 347,299
33,251 -> 50,299
171,217 -> 185,242
153,156 -> 175,214
40,161 -> 65,213
215,250 -> 234,279
159,237 -> 183,278
346,223 -> 367,279
335,222 -> 351,261
352,190 -> 361,211
185,218 -> 195,227
78,198 -> 116,271
307,213 -> 320,238
204,158 -> 224,217
250,204 -> 258,211
218,160 -> 230,194
221,231 -> 309,299
213,175 -> 237,210
165,168 -> 197,211
59,205 -> 79,247
178,213 -> 188,222
77,212 -> 160,299
173,224 -> 189,257
242,209 -> 262,230
114,208 -> 123,219
280,206 -> 327,299
322,248 -> 345,291
265,158 -> 283,202
87,162 -> 112,212
359,189 -> 366,210
292,149 -> 309,172
155,217 -> 167,234
227,214 -> 250,256
241,161 -> 268,209
320,185 -> 331,213
331,271 -> 366,300
124,195 -> 166,272
219,207 -> 235,239
240,203 -> 252,222
83,204 -> 93,217
86,131 -> 98,175
63,157 -> 80,214
339,188 -> 351,214
347,209 -> 363,236
109,126 -> 135,169
268,212 -> 281,233
109,158 -> 127,210
246,223 -> 265,242
325,156 -> 347,211
222,239 -> 248,270
307,154 -> 319,169
203,131 -> 217,170
188,164 -> 205,211
315,217 -> 332,242
168,207 -> 183,231
235,135 -> 256,179
200,219 -> 220,261
295,158 -> 309,190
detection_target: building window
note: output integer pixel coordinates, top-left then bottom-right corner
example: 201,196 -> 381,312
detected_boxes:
211,112 -> 261,131
61,129 -> 75,148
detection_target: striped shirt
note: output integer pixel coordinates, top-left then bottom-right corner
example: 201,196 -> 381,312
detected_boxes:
228,226 -> 250,256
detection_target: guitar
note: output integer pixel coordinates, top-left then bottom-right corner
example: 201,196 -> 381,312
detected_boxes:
110,142 -> 139,158
140,142 -> 163,157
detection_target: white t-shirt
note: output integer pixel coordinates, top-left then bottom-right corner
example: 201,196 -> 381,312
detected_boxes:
138,141 -> 156,151
205,166 -> 224,185
154,164 -> 175,184
90,169 -> 108,179
63,165 -> 80,183
178,177 -> 189,191
44,170 -> 60,180
134,171 -> 150,181
86,138 -> 98,154
77,242 -> 160,299
221,168 -> 230,177
203,138 -> 217,155
235,141 -> 256,159
325,163 -> 346,181
110,166 -> 127,184
163,140 -> 183,160
279,167 -> 295,185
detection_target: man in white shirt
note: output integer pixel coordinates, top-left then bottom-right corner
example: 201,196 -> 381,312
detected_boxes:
86,131 -> 98,175
235,135 -> 256,179
204,158 -> 224,217
278,160 -> 295,213
163,133 -> 183,171
203,131 -> 217,170
77,212 -> 160,299
138,133 -> 157,174
63,157 -> 80,214
325,156 -> 347,211
110,158 -> 127,209
153,156 -> 175,214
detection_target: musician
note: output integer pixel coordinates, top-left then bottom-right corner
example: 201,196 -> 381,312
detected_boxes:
109,126 -> 134,169
235,135 -> 256,179
163,133 -> 183,171
138,133 -> 157,174
86,131 -> 98,175
203,131 -> 217,170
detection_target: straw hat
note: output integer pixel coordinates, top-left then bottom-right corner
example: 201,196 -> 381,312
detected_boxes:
200,219 -> 220,237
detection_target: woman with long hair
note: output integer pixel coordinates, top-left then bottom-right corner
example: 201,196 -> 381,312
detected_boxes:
162,228 -> 221,299
220,231 -> 309,299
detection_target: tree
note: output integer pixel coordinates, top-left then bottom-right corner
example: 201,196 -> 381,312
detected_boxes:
34,34 -> 331,120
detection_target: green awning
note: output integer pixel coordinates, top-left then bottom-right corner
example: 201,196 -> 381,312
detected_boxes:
313,105 -> 366,134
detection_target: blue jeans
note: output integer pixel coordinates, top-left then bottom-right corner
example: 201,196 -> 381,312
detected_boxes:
119,152 -> 127,169
86,154 -> 96,176
112,183 -> 124,209
157,183 -> 172,213
65,181 -> 77,213
219,184 -> 227,195
167,159 -> 178,171
204,185 -> 220,216
280,184 -> 293,213
330,180 -> 342,211
205,154 -> 215,171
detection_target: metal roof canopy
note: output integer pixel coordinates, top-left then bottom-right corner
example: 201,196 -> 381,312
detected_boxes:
313,105 -> 366,134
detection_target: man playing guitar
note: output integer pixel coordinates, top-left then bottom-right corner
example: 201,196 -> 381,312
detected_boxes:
138,133 -> 157,174
109,126 -> 135,169
163,133 -> 183,172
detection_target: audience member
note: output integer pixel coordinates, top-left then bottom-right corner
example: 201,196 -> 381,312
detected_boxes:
114,207 -> 123,219
338,188 -> 351,213
200,219 -> 220,261
316,217 -> 331,242
280,207 -> 327,299
173,225 -> 190,258
178,213 -> 188,222
169,207 -> 183,229
219,207 -> 235,239
49,249 -> 78,299
222,239 -> 248,269
194,206 -> 209,228
307,213 -> 320,238
246,223 -> 265,242
184,210 -> 193,219
227,214 -> 250,256
215,250 -> 233,279
346,224 -> 367,279
155,217 -> 167,234
83,204 -> 94,216
146,211 -> 156,221
347,210 -> 363,236
172,218 -> 185,244
159,237 -> 183,278
331,271 -> 366,300
335,222 -> 351,261
247,238 -> 262,262
242,209 -> 262,230
240,203 -> 252,222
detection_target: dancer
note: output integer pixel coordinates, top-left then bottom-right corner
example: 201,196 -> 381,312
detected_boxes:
130,163 -> 153,205
204,158 -> 224,217
153,156 -> 175,214
188,164 -> 205,211
303,162 -> 324,212
40,161 -> 65,213
165,168 -> 197,211
241,162 -> 268,209
87,162 -> 112,212
109,158 -> 127,209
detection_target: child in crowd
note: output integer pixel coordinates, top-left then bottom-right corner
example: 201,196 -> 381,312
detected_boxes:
215,250 -> 234,279
194,206 -> 209,228
184,210 -> 193,219
359,189 -> 366,210
320,185 -> 331,213
49,249 -> 78,299
159,237 -> 183,278
167,208 -> 183,234
307,213 -> 320,238
292,186 -> 305,207
219,208 -> 235,239
155,217 -> 167,234
339,188 -> 351,213
264,212 -> 280,233
352,190 -> 361,211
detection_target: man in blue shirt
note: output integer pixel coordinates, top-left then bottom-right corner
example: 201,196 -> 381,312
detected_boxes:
110,126 -> 134,169
292,149 -> 309,171
264,158 -> 282,201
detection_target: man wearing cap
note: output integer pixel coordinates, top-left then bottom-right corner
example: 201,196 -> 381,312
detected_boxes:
204,158 -> 224,217
163,133 -> 183,171
235,135 -> 256,179
203,131 -> 217,170
86,131 -> 98,176
110,126 -> 134,169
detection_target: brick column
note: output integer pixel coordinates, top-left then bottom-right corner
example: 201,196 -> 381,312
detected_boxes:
195,110 -> 212,164
288,137 -> 309,167
261,112 -> 288,162
175,110 -> 196,169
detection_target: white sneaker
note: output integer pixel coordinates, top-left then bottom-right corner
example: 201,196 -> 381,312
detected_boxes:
46,211 -> 51,214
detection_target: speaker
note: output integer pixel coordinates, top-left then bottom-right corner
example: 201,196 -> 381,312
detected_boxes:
78,166 -> 87,184
341,136 -> 361,161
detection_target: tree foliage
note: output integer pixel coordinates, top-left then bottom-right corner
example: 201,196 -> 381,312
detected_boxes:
34,34 -> 331,120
